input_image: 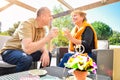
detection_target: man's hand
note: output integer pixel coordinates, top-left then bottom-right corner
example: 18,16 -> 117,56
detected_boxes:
48,27 -> 58,39
40,50 -> 50,67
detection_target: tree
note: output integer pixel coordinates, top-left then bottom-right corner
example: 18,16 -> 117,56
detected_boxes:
91,21 -> 113,40
0,21 -> 1,33
52,5 -> 73,46
0,31 -> 9,36
109,31 -> 120,45
7,21 -> 20,36
0,21 -> 20,36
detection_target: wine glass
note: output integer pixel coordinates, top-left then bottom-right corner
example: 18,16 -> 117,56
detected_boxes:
62,27 -> 68,35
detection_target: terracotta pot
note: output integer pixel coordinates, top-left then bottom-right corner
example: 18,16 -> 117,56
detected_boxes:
73,70 -> 87,80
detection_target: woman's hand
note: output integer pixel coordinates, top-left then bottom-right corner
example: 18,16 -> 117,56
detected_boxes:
62,28 -> 72,40
62,28 -> 82,45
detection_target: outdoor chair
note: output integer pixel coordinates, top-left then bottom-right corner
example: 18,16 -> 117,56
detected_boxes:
0,36 -> 37,75
56,47 -> 68,66
56,40 -> 109,66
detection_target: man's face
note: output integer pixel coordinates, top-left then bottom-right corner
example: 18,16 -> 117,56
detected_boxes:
40,10 -> 53,26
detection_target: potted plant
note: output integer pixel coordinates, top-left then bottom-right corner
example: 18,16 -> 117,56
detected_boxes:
64,53 -> 97,80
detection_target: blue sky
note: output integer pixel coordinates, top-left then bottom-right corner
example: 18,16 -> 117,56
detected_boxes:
86,2 -> 120,32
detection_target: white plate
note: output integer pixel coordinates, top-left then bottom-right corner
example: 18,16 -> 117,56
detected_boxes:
28,69 -> 47,76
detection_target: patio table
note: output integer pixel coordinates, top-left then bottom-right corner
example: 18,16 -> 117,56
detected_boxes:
0,66 -> 111,80
43,66 -> 111,80
0,68 -> 61,80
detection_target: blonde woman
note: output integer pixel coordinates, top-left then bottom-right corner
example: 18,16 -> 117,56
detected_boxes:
58,10 -> 97,67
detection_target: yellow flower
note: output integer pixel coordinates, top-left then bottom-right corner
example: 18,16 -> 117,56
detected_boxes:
64,53 -> 97,74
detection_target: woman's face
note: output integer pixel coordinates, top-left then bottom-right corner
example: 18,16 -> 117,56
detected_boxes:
71,13 -> 84,24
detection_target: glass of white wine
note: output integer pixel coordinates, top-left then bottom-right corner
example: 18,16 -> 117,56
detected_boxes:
62,27 -> 68,35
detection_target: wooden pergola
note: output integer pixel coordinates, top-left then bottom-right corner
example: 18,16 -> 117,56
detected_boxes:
0,0 -> 120,18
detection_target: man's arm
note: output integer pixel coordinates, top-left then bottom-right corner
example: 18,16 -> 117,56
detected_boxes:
21,27 -> 58,54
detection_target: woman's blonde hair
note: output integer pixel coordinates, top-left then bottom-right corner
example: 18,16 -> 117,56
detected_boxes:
71,9 -> 87,21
